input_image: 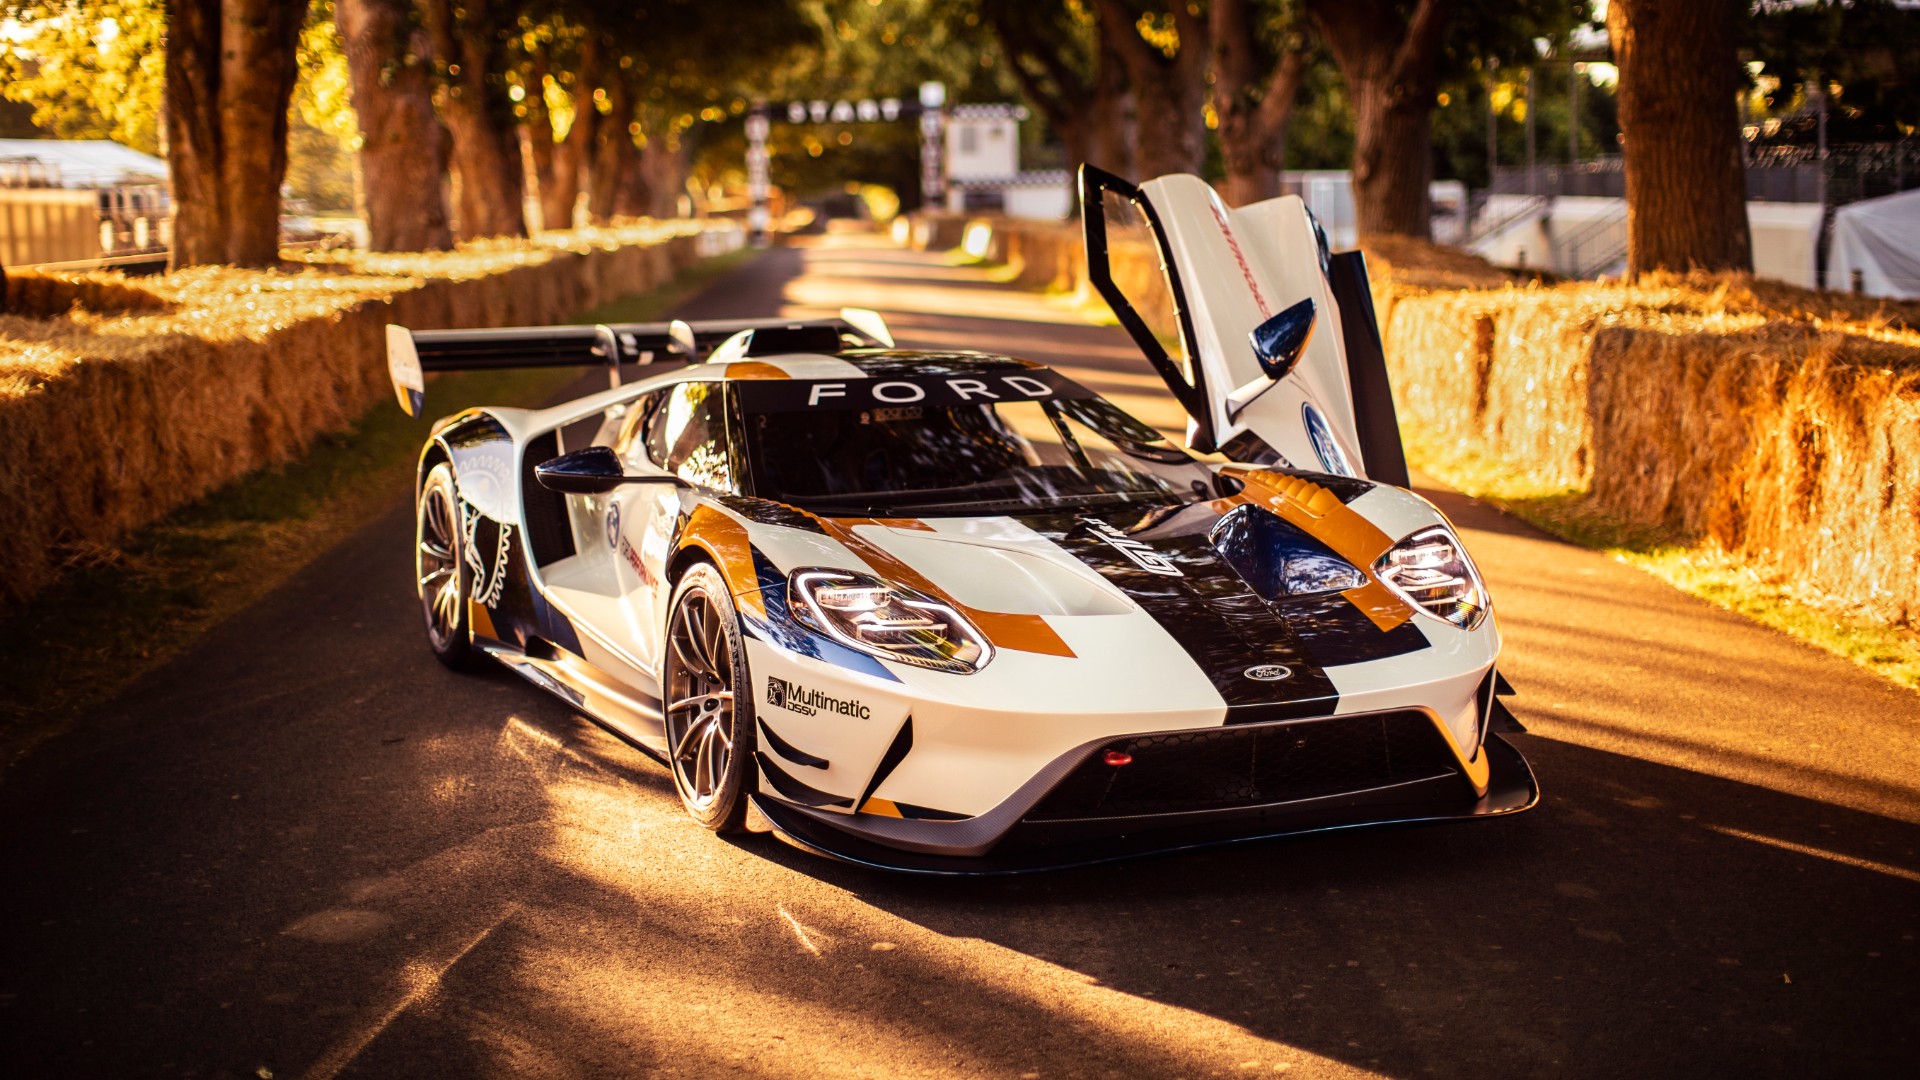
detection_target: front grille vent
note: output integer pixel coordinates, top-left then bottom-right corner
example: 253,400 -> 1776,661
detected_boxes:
1024,710 -> 1459,822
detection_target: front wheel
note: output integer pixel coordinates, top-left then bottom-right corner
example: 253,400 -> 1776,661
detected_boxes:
662,562 -> 755,832
416,462 -> 478,671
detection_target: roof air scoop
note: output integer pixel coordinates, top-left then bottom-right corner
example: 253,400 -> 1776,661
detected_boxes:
712,323 -> 849,363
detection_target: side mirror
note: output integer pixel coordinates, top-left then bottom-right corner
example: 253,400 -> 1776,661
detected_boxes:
534,447 -> 686,494
1249,297 -> 1315,382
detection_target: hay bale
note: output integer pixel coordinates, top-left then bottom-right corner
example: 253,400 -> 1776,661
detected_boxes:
0,221 -> 709,607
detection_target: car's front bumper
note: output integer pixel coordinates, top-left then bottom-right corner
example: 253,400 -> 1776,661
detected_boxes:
749,727 -> 1538,876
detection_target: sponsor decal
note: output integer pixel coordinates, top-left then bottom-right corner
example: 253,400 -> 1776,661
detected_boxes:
734,370 -> 1088,414
1244,664 -> 1293,682
605,501 -> 622,550
617,535 -> 654,585
460,504 -> 513,607
766,676 -> 871,719
1085,518 -> 1183,577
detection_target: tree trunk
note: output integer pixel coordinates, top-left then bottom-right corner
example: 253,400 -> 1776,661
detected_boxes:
1087,38 -> 1133,178
637,134 -> 688,219
612,160 -> 652,219
1348,72 -> 1437,238
165,0 -> 226,267
542,34 -> 601,231
337,0 -> 452,252
586,74 -> 634,223
523,47 -> 557,227
164,0 -> 306,268
1094,0 -> 1207,178
1213,0 -> 1306,207
424,0 -> 526,239
1608,0 -> 1752,275
1308,0 -> 1451,240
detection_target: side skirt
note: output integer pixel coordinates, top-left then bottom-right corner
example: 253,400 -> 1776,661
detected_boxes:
482,642 -> 669,758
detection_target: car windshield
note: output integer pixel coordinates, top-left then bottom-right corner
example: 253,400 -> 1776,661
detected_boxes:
735,371 -> 1214,515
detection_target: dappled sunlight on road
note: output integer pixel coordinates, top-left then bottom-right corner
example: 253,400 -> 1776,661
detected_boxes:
511,712 -> 1367,1078
780,233 -> 1108,329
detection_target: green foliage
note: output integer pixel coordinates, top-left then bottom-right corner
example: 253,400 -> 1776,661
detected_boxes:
770,1 -> 1014,105
289,1 -> 361,213
1745,0 -> 1920,137
0,0 -> 165,153
686,1 -> 1025,204
1281,46 -> 1355,171
1430,60 -> 1620,189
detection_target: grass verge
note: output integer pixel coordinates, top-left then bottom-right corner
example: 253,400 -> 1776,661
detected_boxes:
1406,431 -> 1920,692
0,246 -> 760,773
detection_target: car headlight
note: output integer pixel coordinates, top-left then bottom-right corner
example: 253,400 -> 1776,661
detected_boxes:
1373,527 -> 1488,630
788,569 -> 992,674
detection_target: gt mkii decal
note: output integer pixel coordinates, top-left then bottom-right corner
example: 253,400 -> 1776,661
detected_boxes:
1085,518 -> 1182,577
767,676 -> 872,719
618,534 -> 654,585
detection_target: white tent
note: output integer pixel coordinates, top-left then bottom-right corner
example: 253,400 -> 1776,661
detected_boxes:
1827,187 -> 1920,298
0,138 -> 167,189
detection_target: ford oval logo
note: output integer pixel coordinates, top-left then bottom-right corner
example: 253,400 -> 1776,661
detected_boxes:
1244,664 -> 1293,682
1302,403 -> 1357,478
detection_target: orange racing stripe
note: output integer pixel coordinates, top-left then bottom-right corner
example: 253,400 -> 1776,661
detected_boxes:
1216,467 -> 1414,632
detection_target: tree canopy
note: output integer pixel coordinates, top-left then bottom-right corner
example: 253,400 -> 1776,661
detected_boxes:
1,0 -> 166,153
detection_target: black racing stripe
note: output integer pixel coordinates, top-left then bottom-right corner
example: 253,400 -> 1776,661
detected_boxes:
857,717 -> 914,810
1016,506 -> 1339,717
1209,503 -> 1424,665
1274,593 -> 1428,665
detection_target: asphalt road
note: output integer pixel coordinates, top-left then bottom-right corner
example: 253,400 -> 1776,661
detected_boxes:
3,232 -> 1917,1079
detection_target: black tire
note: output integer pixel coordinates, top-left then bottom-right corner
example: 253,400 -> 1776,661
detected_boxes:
416,462 -> 479,671
661,562 -> 756,832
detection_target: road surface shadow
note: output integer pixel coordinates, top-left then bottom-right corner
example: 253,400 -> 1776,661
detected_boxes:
761,733 -> 1920,1078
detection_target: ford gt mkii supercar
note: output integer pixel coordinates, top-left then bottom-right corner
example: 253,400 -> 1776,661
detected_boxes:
386,167 -> 1535,872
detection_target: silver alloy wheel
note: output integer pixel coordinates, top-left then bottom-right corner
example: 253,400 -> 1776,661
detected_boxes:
664,586 -> 736,812
417,477 -> 462,651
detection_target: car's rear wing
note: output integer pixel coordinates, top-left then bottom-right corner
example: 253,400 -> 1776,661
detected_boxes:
385,309 -> 894,417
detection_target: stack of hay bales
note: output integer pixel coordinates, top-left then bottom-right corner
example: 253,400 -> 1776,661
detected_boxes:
1368,242 -> 1920,629
0,223 -> 717,608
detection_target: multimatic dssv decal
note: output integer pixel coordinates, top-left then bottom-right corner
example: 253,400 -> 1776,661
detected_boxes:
1085,518 -> 1182,577
767,676 -> 872,719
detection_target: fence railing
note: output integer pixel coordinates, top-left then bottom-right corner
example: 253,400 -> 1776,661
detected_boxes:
1465,193 -> 1552,246
1552,203 -> 1629,279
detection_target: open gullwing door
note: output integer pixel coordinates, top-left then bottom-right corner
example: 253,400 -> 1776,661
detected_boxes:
1079,165 -> 1407,485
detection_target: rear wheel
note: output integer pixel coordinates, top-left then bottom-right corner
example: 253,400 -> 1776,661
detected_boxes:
662,562 -> 755,832
416,462 -> 478,671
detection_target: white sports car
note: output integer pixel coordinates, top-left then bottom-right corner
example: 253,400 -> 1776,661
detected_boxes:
387,167 -> 1535,872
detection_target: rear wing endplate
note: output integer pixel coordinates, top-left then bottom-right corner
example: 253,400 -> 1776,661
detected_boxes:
386,309 -> 893,417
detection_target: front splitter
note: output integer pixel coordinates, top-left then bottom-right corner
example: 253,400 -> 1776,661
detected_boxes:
750,733 -> 1539,876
